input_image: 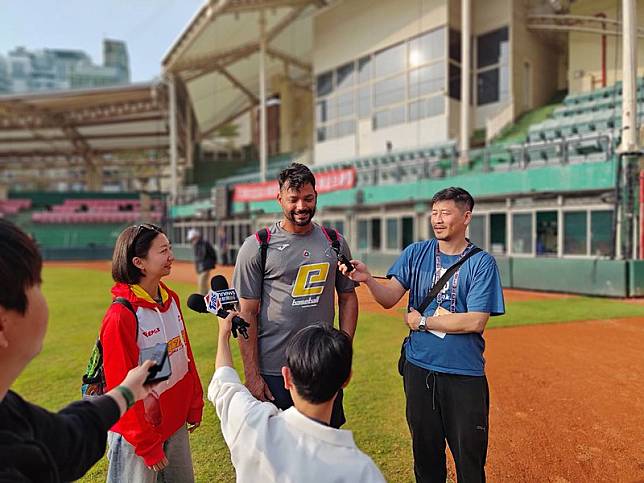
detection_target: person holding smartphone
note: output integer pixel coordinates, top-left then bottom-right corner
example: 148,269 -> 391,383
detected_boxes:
101,224 -> 204,483
0,220 -> 157,482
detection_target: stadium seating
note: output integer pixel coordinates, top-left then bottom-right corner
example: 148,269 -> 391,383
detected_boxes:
30,198 -> 163,224
0,199 -> 32,215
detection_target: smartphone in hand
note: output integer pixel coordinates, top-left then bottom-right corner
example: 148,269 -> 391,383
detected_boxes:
139,342 -> 172,384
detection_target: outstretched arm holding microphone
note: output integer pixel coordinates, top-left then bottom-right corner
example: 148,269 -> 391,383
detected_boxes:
0,220 -> 162,483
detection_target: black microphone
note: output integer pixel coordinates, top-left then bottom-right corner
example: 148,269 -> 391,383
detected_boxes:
209,275 -> 249,339
187,294 -> 208,313
186,279 -> 249,339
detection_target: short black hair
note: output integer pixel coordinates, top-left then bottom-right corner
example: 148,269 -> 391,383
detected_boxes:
431,186 -> 475,212
0,220 -> 42,314
112,223 -> 165,284
278,163 -> 316,192
285,325 -> 352,404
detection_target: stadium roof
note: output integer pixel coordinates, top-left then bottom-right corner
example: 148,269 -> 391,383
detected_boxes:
0,82 -> 195,189
162,0 -> 330,139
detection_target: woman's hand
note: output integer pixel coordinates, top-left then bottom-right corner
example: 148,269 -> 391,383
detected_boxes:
119,360 -> 156,402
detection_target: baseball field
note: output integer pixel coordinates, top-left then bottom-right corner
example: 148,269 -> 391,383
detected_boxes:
13,261 -> 644,482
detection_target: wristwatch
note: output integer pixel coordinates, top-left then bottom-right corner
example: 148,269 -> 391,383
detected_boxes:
418,315 -> 427,332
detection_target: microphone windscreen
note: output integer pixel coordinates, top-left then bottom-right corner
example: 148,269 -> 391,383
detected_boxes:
187,293 -> 208,313
210,274 -> 229,291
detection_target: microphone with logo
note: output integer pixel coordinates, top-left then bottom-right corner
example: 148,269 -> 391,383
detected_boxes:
186,275 -> 249,339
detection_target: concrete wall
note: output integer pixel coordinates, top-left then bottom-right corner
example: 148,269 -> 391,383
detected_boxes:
568,0 -> 644,93
512,0 -> 560,115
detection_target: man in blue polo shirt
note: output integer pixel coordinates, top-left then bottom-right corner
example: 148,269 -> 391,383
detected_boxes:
341,187 -> 504,483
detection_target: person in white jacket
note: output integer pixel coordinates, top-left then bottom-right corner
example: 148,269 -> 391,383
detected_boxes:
208,314 -> 385,483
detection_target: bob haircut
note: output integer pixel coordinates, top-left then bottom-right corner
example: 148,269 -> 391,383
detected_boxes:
111,223 -> 165,284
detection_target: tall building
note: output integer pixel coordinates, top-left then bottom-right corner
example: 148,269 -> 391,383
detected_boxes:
0,39 -> 130,94
0,57 -> 10,93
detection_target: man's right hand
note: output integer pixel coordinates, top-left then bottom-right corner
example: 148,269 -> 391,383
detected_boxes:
339,259 -> 371,283
245,373 -> 274,401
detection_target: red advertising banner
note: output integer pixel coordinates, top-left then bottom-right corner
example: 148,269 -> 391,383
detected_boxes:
233,167 -> 356,202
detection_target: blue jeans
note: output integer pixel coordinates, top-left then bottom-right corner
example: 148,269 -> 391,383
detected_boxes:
106,425 -> 195,483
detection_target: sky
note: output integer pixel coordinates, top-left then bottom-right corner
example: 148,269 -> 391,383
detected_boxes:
0,0 -> 205,82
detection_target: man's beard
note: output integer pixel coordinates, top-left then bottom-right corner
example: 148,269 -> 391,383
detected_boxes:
288,207 -> 316,226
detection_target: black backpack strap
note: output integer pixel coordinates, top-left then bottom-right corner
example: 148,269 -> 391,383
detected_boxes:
113,297 -> 139,335
255,227 -> 271,277
321,225 -> 341,251
415,246 -> 482,315
255,227 -> 271,302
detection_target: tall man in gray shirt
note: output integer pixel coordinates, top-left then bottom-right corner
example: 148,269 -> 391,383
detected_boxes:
233,163 -> 358,428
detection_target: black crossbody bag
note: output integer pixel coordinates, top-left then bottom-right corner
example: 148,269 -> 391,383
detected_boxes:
397,246 -> 482,376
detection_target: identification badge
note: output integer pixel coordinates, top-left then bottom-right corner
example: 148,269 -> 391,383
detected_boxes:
430,305 -> 449,339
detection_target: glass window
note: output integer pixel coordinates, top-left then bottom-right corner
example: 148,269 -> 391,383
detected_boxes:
335,220 -> 345,234
316,99 -> 328,124
336,119 -> 355,138
402,216 -> 414,248
371,219 -> 381,250
477,27 -> 509,69
358,56 -> 371,83
386,218 -> 398,249
316,126 -> 327,142
409,28 -> 445,67
336,62 -> 355,90
358,220 -> 368,250
477,68 -> 499,105
536,211 -> 558,256
327,96 -> 338,121
375,42 -> 406,78
336,91 -> 354,118
374,74 -> 405,108
564,211 -> 587,255
373,105 -> 405,130
316,71 -> 333,97
591,210 -> 613,256
358,86 -> 371,118
448,63 -> 461,100
469,214 -> 486,249
512,213 -> 532,254
409,63 -> 445,98
409,96 -> 444,121
490,213 -> 507,254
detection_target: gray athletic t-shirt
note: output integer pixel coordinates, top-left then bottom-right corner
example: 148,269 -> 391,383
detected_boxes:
233,222 -> 357,375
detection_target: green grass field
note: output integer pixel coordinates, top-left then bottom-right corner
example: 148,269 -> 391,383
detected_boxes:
13,267 -> 644,482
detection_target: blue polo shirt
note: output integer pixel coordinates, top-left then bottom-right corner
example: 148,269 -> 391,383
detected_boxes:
387,239 -> 505,376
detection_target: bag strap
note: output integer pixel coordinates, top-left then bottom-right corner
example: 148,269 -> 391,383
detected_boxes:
255,227 -> 270,276
113,297 -> 139,335
255,227 -> 271,302
415,246 -> 482,315
320,225 -> 341,251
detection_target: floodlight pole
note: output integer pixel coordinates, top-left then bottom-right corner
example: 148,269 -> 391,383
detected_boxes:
459,0 -> 471,167
259,10 -> 268,183
620,0 -> 641,260
168,74 -> 179,203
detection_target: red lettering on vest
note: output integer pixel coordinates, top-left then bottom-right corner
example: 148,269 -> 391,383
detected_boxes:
143,327 -> 161,337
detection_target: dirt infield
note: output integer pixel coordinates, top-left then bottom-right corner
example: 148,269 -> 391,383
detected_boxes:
48,261 -> 644,482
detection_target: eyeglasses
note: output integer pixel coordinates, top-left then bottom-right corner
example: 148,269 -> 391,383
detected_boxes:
129,224 -> 163,252
132,223 -> 162,240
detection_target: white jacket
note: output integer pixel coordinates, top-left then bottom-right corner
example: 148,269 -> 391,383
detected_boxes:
208,367 -> 386,483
